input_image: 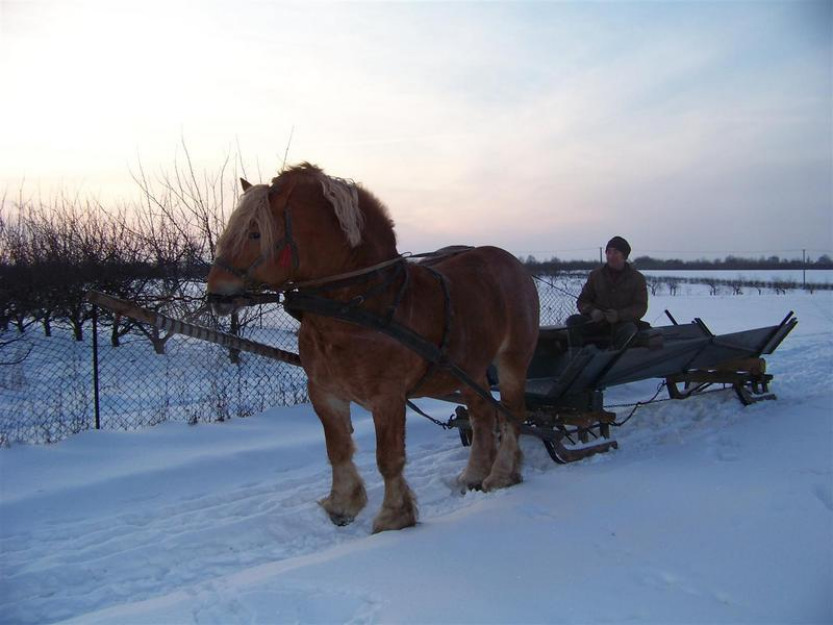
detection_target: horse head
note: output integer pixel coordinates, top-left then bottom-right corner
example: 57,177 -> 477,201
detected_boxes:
206,164 -> 396,315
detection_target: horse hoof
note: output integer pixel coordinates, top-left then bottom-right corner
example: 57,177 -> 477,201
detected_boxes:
372,514 -> 416,534
482,472 -> 522,492
457,478 -> 483,493
457,470 -> 486,492
372,503 -> 418,533
319,497 -> 358,526
328,511 -> 355,526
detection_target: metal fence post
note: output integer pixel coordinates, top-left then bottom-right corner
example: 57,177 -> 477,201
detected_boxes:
91,305 -> 101,430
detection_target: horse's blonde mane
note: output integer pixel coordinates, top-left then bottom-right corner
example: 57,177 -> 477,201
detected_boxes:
318,174 -> 363,248
215,184 -> 278,259
215,165 -> 381,262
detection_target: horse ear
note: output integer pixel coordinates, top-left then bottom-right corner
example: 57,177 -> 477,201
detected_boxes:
240,178 -> 253,191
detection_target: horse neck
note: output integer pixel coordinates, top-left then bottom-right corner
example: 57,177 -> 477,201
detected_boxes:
309,204 -> 398,276
294,237 -> 405,320
351,238 -> 399,269
291,182 -> 399,295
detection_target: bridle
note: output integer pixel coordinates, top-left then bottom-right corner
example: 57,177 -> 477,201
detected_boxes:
211,181 -> 300,287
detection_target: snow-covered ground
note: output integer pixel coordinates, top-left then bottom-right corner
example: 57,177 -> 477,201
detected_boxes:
1,290 -> 831,624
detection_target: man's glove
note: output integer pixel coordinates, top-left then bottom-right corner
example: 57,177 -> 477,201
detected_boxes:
590,308 -> 605,323
604,309 -> 619,324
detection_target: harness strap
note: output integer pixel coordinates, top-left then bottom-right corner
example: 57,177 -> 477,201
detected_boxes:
405,399 -> 453,429
212,256 -> 249,281
387,264 -> 409,323
407,266 -> 452,398
273,205 -> 300,271
281,247 -> 472,292
305,258 -> 405,297
282,291 -> 516,424
284,256 -> 406,291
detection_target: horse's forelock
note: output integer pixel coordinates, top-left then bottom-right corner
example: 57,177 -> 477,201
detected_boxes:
216,184 -> 277,260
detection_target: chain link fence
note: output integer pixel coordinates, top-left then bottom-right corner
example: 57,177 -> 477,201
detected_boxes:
92,302 -> 309,433
0,330 -> 93,445
535,273 -> 581,325
0,274 -> 582,446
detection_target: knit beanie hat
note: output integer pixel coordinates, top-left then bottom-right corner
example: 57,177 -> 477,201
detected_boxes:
606,236 -> 631,258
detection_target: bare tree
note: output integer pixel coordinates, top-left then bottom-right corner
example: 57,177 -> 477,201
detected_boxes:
1,142 -> 276,356
129,143 -> 263,359
131,138 -> 234,264
1,197 -> 44,334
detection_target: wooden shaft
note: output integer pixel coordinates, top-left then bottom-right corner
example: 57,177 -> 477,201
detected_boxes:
85,291 -> 302,367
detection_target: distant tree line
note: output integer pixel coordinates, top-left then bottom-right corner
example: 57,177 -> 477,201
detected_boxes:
0,194 -> 213,346
521,253 -> 833,274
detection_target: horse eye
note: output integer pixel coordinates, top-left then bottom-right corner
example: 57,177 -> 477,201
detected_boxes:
249,231 -> 261,241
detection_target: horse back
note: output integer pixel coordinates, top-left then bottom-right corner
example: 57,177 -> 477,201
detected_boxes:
416,245 -> 539,359
298,246 -> 539,402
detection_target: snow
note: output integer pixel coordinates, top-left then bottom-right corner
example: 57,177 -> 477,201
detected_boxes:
640,270 -> 833,286
1,290 -> 831,625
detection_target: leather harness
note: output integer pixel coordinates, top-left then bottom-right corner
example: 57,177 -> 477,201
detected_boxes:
208,184 -> 515,420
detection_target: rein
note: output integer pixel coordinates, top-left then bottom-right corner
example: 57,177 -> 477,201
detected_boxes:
283,248 -> 473,291
207,248 -> 471,307
205,255 -> 408,309
286,256 -> 406,291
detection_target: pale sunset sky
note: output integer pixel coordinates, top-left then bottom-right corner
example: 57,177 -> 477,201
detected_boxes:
1,0 -> 831,260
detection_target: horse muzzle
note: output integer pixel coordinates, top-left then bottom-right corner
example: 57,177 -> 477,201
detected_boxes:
206,291 -> 240,316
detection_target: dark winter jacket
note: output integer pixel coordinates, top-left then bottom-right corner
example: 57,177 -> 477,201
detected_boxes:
577,263 -> 648,323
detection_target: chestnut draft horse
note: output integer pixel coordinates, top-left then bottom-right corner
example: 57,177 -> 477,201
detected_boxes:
207,163 -> 539,533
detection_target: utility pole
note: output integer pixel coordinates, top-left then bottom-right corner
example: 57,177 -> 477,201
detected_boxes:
803,249 -> 807,290
599,247 -> 603,264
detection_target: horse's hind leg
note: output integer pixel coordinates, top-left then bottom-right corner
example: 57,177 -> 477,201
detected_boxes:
370,399 -> 417,533
483,354 -> 527,491
309,383 -> 367,526
458,378 -> 498,491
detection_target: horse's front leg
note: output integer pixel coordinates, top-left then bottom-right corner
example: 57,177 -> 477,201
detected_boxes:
309,383 -> 367,526
370,399 -> 417,533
